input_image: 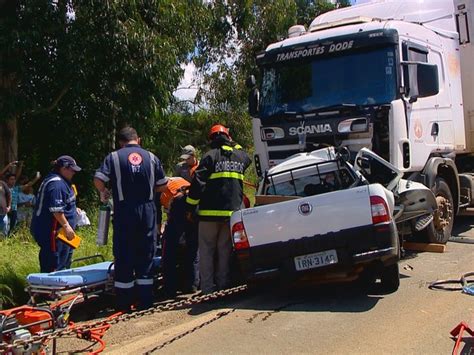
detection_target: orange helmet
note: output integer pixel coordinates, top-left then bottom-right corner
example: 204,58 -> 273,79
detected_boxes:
208,124 -> 230,140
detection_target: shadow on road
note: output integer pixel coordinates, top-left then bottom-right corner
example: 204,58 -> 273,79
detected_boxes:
187,279 -> 390,318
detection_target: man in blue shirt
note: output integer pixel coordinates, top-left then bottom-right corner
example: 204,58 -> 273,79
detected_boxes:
5,171 -> 41,234
94,126 -> 168,311
31,156 -> 80,272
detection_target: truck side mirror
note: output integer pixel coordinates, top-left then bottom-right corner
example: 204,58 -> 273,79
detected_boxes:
247,75 -> 259,117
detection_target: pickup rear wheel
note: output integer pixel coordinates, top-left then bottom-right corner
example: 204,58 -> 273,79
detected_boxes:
422,178 -> 454,244
380,263 -> 400,292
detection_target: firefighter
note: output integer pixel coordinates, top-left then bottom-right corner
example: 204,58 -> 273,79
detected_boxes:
160,177 -> 199,298
31,156 -> 81,272
94,127 -> 168,311
185,124 -> 251,294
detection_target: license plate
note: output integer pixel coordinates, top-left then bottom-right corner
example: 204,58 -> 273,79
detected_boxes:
294,250 -> 338,271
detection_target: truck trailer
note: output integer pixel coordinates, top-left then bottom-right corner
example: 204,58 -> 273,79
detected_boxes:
247,0 -> 474,244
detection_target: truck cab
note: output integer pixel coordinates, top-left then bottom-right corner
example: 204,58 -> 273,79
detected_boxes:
249,0 -> 474,243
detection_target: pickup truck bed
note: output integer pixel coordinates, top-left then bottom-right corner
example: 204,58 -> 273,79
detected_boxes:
232,183 -> 399,286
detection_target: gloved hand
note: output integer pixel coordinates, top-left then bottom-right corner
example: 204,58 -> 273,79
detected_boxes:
185,211 -> 195,223
99,188 -> 111,203
63,223 -> 75,240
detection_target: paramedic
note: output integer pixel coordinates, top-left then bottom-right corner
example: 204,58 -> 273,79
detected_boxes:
94,126 -> 168,311
185,124 -> 251,294
31,156 -> 80,272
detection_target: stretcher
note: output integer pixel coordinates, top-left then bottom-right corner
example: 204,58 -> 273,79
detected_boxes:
26,255 -> 162,304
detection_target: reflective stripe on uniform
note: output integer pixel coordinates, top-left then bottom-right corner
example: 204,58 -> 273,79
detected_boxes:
111,151 -> 124,201
209,172 -> 244,180
197,209 -> 233,217
186,196 -> 200,205
49,207 -> 65,213
234,144 -> 242,149
136,278 -> 153,285
114,280 -> 135,289
148,152 -> 155,201
221,145 -> 233,151
36,177 -> 62,216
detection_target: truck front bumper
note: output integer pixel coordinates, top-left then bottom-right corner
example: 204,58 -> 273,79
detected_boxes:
235,222 -> 399,282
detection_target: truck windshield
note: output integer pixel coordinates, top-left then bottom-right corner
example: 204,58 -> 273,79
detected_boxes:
260,46 -> 397,119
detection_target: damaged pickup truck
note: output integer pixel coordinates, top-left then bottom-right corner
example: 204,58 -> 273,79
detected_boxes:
231,147 -> 437,291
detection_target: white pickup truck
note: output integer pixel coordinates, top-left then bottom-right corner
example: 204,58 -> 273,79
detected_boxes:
230,147 -> 436,291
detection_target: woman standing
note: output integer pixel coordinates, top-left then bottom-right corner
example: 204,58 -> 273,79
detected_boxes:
31,156 -> 81,272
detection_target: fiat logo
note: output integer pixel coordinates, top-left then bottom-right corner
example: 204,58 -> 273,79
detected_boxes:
298,202 -> 313,216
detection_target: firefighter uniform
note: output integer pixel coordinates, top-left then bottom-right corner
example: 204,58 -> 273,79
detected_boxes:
186,136 -> 251,293
31,172 -> 77,272
95,144 -> 167,310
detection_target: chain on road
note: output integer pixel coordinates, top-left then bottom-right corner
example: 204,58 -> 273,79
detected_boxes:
0,284 -> 248,353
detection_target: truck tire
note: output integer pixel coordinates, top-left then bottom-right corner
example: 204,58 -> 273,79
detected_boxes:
380,263 -> 400,292
421,177 -> 454,244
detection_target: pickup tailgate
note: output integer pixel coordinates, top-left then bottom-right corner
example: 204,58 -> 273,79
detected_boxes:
241,186 -> 372,247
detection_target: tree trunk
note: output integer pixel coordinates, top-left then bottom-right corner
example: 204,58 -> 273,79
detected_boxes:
0,118 -> 18,167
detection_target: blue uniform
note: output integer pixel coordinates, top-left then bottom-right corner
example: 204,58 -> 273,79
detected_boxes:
95,144 -> 167,310
31,172 -> 77,272
162,194 -> 199,296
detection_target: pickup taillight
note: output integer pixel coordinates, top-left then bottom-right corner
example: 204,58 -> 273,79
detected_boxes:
231,221 -> 250,250
370,195 -> 391,224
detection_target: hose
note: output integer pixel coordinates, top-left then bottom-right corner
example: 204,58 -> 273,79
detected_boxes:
429,272 -> 474,295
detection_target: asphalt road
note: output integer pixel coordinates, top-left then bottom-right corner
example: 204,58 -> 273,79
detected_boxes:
60,216 -> 474,354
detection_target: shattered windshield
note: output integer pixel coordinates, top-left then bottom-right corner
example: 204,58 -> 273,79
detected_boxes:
259,46 -> 398,119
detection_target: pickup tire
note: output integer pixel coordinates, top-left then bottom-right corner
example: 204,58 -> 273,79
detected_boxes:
418,178 -> 454,244
380,263 -> 400,292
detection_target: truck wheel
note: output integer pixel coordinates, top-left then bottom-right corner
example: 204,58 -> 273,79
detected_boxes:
423,178 -> 454,244
380,263 -> 400,292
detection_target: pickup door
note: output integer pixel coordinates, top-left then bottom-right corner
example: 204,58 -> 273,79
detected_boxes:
241,185 -> 373,247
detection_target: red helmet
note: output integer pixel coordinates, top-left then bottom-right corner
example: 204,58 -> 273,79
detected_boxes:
208,124 -> 230,140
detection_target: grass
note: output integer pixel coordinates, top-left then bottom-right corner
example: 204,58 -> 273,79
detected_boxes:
0,210 -> 113,309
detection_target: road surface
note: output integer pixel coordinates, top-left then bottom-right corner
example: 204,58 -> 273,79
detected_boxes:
58,216 -> 474,354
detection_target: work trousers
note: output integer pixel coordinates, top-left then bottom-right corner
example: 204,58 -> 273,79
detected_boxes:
162,195 -> 199,295
32,227 -> 73,273
113,201 -> 156,311
198,220 -> 232,294
37,240 -> 72,273
7,210 -> 17,235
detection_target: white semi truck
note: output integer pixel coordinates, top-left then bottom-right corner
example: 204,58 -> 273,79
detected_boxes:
247,0 -> 474,244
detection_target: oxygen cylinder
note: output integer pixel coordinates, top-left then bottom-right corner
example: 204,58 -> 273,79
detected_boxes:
96,204 -> 111,246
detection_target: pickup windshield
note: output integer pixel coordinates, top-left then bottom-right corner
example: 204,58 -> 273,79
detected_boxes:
265,161 -> 357,197
260,46 -> 397,119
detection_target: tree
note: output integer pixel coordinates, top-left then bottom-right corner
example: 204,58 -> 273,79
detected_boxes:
1,1 -> 210,194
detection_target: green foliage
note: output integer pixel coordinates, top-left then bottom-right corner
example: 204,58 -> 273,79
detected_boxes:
0,1 -> 212,195
2,0 -> 345,197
